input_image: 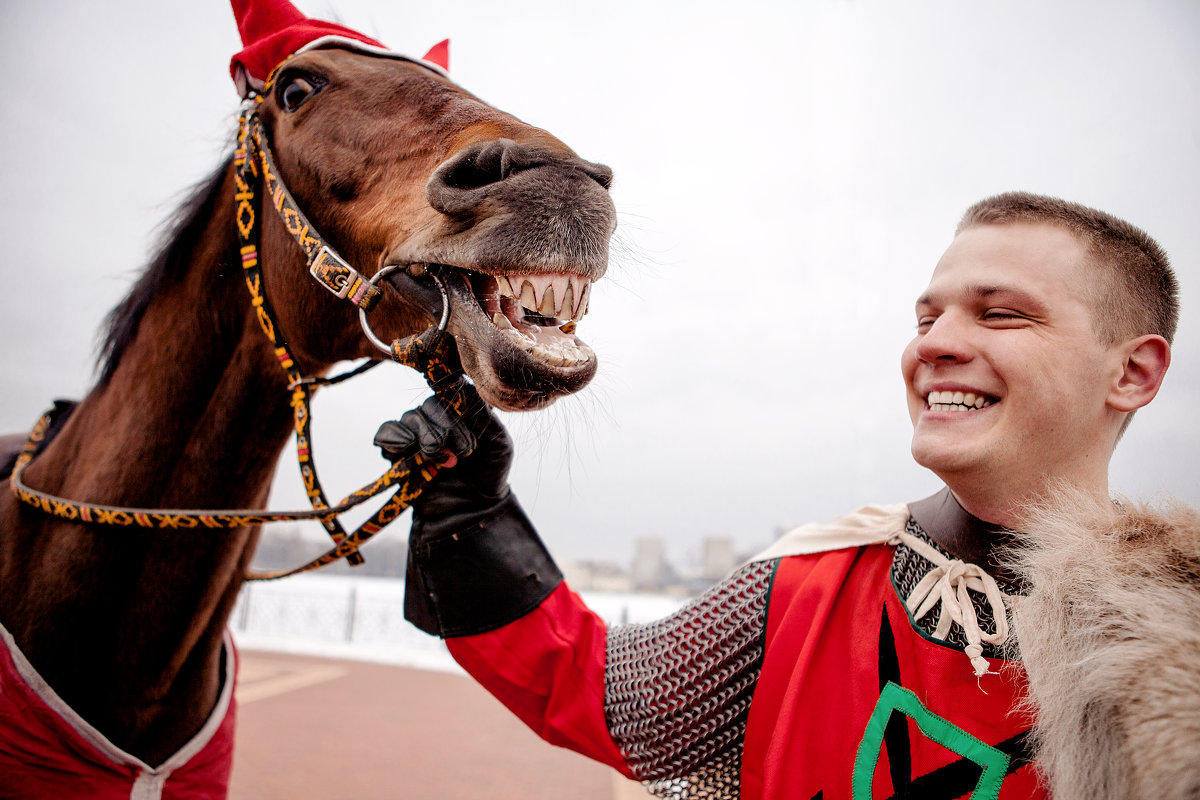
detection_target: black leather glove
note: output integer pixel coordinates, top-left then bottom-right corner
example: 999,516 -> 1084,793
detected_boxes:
374,395 -> 511,522
375,396 -> 562,638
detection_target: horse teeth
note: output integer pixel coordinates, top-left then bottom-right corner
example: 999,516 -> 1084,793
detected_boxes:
576,282 -> 591,319
560,282 -> 575,320
508,331 -> 593,366
498,273 -> 592,319
492,312 -> 515,331
501,327 -> 533,350
551,275 -> 570,316
539,286 -> 557,317
519,281 -> 537,311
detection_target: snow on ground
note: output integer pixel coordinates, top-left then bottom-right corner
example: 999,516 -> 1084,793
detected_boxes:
232,573 -> 686,674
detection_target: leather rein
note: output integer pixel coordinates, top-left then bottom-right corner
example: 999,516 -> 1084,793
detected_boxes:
9,90 -> 478,581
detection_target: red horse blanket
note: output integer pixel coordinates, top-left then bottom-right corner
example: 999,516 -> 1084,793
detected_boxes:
0,623 -> 236,799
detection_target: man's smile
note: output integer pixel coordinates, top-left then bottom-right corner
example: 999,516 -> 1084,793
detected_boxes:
925,390 -> 998,412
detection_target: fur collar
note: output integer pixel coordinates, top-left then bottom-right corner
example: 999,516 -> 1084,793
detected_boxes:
1007,492 -> 1200,799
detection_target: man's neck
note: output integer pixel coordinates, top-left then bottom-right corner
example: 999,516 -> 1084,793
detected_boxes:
908,487 -> 1020,585
941,459 -> 1113,530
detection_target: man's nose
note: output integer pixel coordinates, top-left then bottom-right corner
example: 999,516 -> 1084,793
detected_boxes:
915,313 -> 975,364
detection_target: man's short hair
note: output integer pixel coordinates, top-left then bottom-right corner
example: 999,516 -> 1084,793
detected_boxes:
957,192 -> 1179,346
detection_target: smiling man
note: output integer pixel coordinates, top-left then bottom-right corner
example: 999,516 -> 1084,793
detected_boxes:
377,192 -> 1191,799
905,203 -> 1173,530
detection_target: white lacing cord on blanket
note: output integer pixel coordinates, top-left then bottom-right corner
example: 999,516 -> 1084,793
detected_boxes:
889,531 -> 1010,679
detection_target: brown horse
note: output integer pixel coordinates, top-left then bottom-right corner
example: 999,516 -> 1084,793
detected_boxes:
0,43 -> 614,773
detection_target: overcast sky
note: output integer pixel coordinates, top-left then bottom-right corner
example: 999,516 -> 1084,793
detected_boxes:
2,0 -> 1197,569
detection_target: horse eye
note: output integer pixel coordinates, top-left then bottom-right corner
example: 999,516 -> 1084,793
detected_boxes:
279,76 -> 319,112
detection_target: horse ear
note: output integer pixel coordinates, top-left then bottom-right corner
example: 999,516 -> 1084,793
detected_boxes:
231,0 -> 306,47
423,39 -> 449,71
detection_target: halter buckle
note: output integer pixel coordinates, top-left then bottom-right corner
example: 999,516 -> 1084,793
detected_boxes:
310,246 -> 382,310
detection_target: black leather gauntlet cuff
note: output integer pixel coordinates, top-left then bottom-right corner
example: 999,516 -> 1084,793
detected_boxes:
404,492 -> 564,638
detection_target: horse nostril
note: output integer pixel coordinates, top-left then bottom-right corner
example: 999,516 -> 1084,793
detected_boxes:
441,139 -> 543,191
428,140 -> 523,215
585,163 -> 613,190
427,139 -> 612,217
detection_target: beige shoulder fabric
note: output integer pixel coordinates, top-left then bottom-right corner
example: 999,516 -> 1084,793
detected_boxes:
748,503 -> 910,562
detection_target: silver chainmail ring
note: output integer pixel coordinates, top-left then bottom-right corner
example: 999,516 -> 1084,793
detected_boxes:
605,558 -> 776,799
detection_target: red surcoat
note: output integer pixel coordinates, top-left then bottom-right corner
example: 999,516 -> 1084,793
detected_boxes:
448,543 -> 1046,799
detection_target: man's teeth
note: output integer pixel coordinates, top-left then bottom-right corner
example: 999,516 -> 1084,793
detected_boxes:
497,274 -> 591,321
492,312 -> 592,367
926,390 -> 994,411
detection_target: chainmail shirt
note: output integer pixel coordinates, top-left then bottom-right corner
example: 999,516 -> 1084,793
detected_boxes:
605,559 -> 774,799
603,516 -> 1020,798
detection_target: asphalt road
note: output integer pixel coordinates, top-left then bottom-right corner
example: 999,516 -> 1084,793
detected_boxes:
232,650 -> 652,800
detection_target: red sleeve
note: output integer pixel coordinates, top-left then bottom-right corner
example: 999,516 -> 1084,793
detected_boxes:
445,582 -> 636,777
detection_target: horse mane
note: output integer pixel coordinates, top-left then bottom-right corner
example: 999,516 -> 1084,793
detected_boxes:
96,154 -> 235,386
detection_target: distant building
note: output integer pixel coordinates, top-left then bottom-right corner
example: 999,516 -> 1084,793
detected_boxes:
632,536 -> 666,590
251,526 -> 408,578
631,536 -> 689,594
700,537 -> 737,581
561,560 -> 633,592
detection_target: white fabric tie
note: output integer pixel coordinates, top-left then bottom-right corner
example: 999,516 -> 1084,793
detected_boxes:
890,531 -> 1010,679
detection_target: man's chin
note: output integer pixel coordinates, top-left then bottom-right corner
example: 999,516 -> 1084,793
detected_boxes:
910,435 -> 980,478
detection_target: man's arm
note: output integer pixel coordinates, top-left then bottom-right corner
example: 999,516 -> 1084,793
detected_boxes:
376,398 -> 628,770
376,399 -> 774,787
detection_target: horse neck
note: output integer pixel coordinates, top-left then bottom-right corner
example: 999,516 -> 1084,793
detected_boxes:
0,161 -> 315,761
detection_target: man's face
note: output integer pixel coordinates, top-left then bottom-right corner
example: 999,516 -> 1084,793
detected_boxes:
901,222 -> 1125,500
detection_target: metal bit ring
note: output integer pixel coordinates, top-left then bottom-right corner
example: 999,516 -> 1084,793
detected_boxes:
359,267 -> 450,355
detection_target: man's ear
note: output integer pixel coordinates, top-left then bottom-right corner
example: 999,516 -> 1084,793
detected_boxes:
1108,334 -> 1171,412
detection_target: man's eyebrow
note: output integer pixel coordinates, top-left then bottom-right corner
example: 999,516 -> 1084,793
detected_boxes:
915,284 -> 1048,311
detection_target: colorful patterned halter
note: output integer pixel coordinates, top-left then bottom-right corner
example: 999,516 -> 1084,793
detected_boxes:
10,82 -> 477,581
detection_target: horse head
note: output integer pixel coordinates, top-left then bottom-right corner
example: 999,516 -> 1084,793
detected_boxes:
251,47 -> 616,411
0,6 -> 620,772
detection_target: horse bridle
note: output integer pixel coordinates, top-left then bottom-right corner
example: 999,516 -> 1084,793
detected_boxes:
9,88 -> 478,581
